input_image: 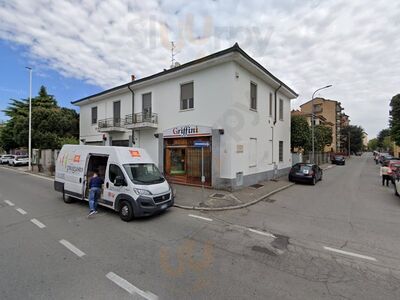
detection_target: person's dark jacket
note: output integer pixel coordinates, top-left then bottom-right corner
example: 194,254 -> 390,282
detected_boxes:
89,176 -> 104,189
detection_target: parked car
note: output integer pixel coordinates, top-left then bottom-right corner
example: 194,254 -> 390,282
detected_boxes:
0,154 -> 14,164
9,155 -> 29,166
379,153 -> 393,165
387,160 -> 400,183
288,163 -> 323,185
331,155 -> 345,165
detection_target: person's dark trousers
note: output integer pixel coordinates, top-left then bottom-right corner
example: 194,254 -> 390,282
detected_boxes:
382,175 -> 390,186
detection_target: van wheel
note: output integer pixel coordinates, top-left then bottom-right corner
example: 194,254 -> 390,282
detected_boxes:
63,190 -> 75,203
119,200 -> 134,222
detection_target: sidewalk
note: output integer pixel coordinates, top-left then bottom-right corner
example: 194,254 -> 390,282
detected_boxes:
173,163 -> 334,211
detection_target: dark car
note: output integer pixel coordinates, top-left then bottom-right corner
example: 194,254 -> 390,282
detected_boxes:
331,155 -> 345,165
288,163 -> 323,185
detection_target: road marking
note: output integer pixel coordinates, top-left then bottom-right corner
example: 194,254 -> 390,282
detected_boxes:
59,239 -> 86,257
30,218 -> 46,229
15,208 -> 27,215
323,246 -> 377,261
188,214 -> 213,222
106,272 -> 158,300
248,228 -> 276,239
4,200 -> 15,206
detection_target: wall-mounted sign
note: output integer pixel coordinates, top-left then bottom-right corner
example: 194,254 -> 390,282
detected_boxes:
163,125 -> 212,138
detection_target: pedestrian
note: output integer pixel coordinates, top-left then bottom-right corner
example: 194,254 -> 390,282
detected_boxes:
88,170 -> 103,217
380,162 -> 391,187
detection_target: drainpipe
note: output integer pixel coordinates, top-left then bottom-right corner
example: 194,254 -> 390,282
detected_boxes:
128,85 -> 135,145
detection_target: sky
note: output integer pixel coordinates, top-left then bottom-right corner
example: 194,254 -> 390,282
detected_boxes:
0,0 -> 399,138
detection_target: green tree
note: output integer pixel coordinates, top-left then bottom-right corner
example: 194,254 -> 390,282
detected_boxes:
390,94 -> 400,146
0,86 -> 79,150
291,115 -> 310,152
313,125 -> 333,152
368,138 -> 378,151
340,125 -> 365,154
377,129 -> 391,150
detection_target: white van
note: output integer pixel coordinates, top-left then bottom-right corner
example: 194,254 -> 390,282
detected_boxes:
54,145 -> 174,221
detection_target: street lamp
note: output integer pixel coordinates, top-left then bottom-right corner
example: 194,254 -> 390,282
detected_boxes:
26,67 -> 32,171
311,84 -> 332,164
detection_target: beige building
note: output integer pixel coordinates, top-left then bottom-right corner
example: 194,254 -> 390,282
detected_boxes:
299,98 -> 348,153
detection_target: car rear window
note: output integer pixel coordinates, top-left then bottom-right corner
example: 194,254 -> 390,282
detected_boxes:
300,165 -> 312,172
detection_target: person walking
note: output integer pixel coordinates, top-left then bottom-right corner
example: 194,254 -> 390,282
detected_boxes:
380,162 -> 391,187
88,170 -> 104,217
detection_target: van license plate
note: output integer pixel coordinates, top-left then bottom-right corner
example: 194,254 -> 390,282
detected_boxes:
161,204 -> 168,210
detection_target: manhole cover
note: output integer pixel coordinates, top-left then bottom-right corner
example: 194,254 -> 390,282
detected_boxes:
210,193 -> 226,199
250,184 -> 264,189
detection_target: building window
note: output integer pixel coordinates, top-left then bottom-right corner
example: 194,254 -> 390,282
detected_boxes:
142,93 -> 152,119
91,106 -> 97,124
279,141 -> 283,162
279,98 -> 284,120
249,138 -> 257,167
314,104 -> 323,113
269,93 -> 273,116
250,82 -> 257,110
180,82 -> 194,110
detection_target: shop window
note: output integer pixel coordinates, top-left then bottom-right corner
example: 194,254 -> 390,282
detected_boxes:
249,138 -> 257,167
180,82 -> 194,110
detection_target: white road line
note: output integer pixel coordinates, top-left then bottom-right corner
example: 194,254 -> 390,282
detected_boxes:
323,246 -> 377,261
15,208 -> 27,215
30,218 -> 46,229
4,200 -> 15,206
106,272 -> 158,300
59,239 -> 86,257
188,214 -> 213,222
248,228 -> 276,239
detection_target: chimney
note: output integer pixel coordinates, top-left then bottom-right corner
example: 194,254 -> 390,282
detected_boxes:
131,74 -> 136,81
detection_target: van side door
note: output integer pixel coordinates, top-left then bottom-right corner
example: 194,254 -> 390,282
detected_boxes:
103,163 -> 128,208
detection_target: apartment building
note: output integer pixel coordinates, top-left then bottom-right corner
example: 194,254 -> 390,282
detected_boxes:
299,98 -> 348,153
72,43 -> 297,190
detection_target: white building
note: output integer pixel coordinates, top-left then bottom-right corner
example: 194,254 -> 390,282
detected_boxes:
72,43 -> 297,190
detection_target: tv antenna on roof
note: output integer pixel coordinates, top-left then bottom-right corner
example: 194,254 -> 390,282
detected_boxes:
170,41 -> 180,68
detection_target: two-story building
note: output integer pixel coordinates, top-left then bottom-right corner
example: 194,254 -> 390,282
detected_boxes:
72,43 -> 298,190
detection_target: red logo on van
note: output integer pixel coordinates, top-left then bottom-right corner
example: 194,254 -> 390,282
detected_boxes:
73,155 -> 80,163
129,150 -> 140,158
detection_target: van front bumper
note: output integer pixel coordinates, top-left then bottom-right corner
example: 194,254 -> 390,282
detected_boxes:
134,195 -> 174,217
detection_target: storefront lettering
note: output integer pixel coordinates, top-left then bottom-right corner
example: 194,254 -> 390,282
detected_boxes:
172,126 -> 199,136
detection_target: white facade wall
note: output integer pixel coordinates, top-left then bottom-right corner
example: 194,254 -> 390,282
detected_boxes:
78,60 -> 293,185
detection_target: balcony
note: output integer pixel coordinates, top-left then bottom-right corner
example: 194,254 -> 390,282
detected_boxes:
124,112 -> 158,129
98,118 -> 127,132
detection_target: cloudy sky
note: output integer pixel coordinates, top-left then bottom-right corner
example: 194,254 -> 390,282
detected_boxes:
0,0 -> 399,137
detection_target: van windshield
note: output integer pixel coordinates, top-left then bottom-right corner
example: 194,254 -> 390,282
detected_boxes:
123,163 -> 165,185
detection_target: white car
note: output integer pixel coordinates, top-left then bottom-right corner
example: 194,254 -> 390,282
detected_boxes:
9,155 -> 29,166
0,155 -> 15,164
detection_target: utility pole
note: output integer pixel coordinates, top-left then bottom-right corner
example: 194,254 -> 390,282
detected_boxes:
26,67 -> 32,171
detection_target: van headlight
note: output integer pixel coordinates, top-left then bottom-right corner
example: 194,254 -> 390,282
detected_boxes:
133,188 -> 152,196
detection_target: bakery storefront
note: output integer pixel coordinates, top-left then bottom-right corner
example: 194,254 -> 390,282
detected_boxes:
163,125 -> 212,186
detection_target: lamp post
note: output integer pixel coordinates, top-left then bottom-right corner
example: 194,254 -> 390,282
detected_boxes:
26,67 -> 32,171
311,85 -> 332,164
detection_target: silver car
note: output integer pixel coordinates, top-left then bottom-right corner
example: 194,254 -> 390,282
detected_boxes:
0,155 -> 15,164
9,155 -> 29,166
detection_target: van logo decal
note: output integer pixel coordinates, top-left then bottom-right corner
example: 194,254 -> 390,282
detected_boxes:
73,155 -> 80,163
129,150 -> 141,158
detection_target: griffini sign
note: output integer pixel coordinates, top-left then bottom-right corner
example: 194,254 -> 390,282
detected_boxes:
163,125 -> 212,138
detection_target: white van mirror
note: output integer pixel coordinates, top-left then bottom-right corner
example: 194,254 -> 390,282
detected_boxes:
114,176 -> 126,187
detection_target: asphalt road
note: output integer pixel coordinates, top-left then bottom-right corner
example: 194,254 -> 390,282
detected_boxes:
1,154 -> 400,299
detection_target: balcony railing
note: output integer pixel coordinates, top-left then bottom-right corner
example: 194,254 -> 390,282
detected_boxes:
125,112 -> 158,129
97,118 -> 127,132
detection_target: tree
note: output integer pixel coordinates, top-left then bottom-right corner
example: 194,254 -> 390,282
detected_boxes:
377,129 -> 391,150
313,125 -> 333,152
390,94 -> 400,146
291,115 -> 310,152
340,125 -> 365,154
368,138 -> 378,151
0,86 -> 79,150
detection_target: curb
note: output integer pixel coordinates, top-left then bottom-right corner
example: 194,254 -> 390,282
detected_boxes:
173,182 -> 295,211
174,164 -> 335,211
